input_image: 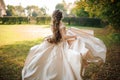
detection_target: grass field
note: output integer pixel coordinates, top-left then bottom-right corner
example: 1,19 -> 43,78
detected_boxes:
0,25 -> 120,80
0,25 -> 50,46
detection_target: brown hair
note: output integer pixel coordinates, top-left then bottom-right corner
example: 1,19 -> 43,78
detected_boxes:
47,10 -> 63,44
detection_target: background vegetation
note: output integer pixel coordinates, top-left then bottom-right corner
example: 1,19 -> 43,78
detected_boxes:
73,0 -> 120,32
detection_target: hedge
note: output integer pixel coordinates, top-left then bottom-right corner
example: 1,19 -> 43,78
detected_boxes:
36,17 -> 104,27
0,16 -> 106,27
0,16 -> 29,24
36,17 -> 51,25
63,17 -> 104,27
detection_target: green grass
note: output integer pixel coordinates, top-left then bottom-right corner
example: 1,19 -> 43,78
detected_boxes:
0,25 -> 120,80
0,39 -> 43,80
0,25 -> 44,79
0,25 -> 18,45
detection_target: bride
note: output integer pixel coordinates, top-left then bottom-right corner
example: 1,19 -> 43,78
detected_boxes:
22,10 -> 106,80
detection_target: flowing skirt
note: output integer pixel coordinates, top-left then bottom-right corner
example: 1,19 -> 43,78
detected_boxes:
22,27 -> 106,80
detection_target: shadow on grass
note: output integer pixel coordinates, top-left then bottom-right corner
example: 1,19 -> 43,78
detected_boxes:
0,38 -> 43,80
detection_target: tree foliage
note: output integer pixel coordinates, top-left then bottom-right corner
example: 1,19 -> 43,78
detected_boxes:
6,5 -> 25,16
55,3 -> 66,11
73,7 -> 89,17
72,0 -> 89,17
15,5 -> 24,16
87,0 -> 120,31
6,5 -> 47,17
25,5 -> 46,17
55,3 -> 67,17
6,5 -> 16,16
74,0 -> 120,32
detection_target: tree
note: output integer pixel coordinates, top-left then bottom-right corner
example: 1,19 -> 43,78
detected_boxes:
40,7 -> 46,15
26,6 -> 38,17
55,3 -> 66,11
15,5 -> 25,16
74,0 -> 120,32
73,7 -> 89,17
86,0 -> 120,32
32,11 -> 37,17
55,3 -> 67,17
6,10 -> 11,16
25,5 -> 47,17
72,0 -> 89,17
6,5 -> 16,16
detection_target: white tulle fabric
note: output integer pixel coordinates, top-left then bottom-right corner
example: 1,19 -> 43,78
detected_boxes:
22,27 -> 106,80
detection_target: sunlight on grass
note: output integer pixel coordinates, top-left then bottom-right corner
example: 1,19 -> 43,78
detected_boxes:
0,25 -> 51,46
0,25 -> 19,45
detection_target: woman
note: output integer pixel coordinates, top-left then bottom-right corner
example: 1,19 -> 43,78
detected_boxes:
22,10 -> 106,80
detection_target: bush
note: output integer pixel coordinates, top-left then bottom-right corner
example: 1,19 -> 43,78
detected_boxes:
109,33 -> 120,44
36,17 -> 51,24
36,17 -> 104,27
63,17 -> 104,27
0,16 -> 29,24
0,16 -> 105,27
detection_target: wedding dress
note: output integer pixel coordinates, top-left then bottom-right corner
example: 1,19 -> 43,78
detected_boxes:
22,26 -> 106,80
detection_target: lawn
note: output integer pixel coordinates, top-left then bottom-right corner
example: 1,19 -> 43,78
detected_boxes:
0,25 -> 51,46
0,25 -> 120,80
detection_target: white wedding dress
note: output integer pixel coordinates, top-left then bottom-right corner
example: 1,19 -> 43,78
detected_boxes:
22,26 -> 106,80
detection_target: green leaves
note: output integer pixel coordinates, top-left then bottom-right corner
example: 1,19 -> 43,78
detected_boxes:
74,0 -> 120,32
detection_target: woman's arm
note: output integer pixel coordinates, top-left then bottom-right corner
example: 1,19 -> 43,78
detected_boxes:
60,27 -> 77,40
